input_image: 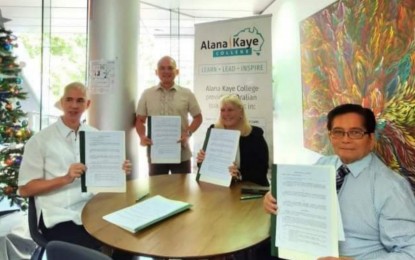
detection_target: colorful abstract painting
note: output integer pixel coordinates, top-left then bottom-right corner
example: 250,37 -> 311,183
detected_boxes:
300,0 -> 415,192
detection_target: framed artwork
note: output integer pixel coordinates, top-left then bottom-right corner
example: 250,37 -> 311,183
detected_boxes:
300,0 -> 415,192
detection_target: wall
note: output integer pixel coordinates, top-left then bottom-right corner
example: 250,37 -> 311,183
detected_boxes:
264,0 -> 337,164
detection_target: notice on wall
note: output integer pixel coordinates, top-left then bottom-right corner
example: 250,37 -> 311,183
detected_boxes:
89,59 -> 116,95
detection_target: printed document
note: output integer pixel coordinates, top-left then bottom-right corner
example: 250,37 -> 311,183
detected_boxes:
198,128 -> 240,187
275,164 -> 339,260
80,131 -> 126,193
150,116 -> 181,163
103,195 -> 191,233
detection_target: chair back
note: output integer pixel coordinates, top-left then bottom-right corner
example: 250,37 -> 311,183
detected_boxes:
28,196 -> 48,247
46,240 -> 112,260
28,196 -> 49,260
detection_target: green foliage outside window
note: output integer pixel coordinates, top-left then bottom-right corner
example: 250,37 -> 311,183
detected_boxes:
20,34 -> 87,98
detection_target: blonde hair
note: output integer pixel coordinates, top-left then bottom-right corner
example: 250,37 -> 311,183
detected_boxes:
214,94 -> 252,136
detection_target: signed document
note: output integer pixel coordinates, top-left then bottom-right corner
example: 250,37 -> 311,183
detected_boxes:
80,131 -> 126,193
103,195 -> 191,233
274,164 -> 339,260
197,128 -> 240,187
149,116 -> 181,164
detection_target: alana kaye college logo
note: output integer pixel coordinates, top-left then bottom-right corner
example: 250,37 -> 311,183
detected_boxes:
200,27 -> 265,58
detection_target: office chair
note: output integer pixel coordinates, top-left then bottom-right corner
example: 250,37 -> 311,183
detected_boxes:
28,196 -> 48,260
46,240 -> 112,260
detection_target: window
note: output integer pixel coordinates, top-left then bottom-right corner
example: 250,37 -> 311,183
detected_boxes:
3,0 -> 88,131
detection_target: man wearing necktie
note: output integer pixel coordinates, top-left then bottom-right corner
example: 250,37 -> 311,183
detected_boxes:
263,104 -> 415,260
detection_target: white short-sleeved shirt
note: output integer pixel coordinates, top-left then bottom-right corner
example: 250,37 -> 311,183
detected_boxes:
18,117 -> 97,228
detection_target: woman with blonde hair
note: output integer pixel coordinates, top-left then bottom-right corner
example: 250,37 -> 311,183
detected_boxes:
197,94 -> 269,186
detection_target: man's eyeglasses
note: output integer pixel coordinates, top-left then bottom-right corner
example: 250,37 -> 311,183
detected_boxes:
329,129 -> 370,139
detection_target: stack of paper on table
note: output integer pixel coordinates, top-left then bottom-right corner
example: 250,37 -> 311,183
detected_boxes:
103,195 -> 191,233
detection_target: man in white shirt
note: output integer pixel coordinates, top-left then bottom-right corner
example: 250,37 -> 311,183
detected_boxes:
18,82 -> 131,253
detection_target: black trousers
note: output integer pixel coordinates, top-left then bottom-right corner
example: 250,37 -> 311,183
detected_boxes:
254,238 -> 284,260
149,159 -> 191,175
39,215 -> 101,250
39,215 -> 133,260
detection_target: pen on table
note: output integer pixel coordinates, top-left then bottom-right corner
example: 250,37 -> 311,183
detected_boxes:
240,194 -> 263,200
136,193 -> 149,202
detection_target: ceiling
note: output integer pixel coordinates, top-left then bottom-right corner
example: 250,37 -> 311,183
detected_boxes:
141,0 -> 275,36
142,0 -> 275,17
0,0 -> 275,35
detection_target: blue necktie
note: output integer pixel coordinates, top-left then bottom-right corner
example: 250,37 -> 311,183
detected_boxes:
336,165 -> 350,192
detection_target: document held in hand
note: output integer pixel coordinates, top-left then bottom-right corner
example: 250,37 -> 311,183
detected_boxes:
271,164 -> 341,260
80,131 -> 126,193
103,195 -> 192,233
196,128 -> 240,187
148,116 -> 181,164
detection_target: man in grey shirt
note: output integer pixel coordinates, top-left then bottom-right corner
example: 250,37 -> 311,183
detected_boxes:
135,56 -> 203,175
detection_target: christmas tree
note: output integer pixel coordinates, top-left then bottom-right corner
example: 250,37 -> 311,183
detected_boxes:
0,11 -> 32,210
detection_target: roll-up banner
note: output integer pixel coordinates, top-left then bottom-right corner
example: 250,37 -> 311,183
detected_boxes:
193,15 -> 273,171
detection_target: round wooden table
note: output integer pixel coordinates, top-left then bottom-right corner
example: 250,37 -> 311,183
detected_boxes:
82,174 -> 270,259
